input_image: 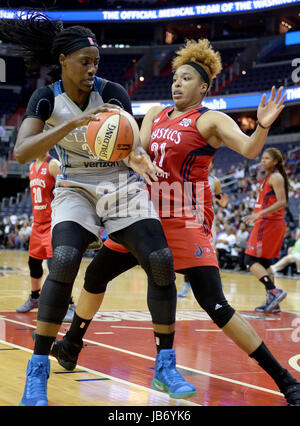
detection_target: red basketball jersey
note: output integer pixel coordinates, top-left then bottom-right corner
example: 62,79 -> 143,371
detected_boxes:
148,106 -> 216,232
29,156 -> 56,224
253,171 -> 285,220
245,171 -> 286,258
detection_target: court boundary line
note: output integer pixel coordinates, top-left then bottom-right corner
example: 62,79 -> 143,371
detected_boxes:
0,338 -> 199,406
0,316 -> 283,399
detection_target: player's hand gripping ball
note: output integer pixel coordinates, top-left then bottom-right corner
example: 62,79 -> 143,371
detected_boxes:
86,110 -> 139,161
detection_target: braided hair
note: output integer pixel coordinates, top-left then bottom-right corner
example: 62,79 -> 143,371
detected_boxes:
0,11 -> 97,66
264,147 -> 289,201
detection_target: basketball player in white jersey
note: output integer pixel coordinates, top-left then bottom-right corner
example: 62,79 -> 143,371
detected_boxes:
1,12 -> 195,405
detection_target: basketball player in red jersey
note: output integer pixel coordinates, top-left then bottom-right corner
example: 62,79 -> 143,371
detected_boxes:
16,152 -> 75,321
244,147 -> 289,313
51,40 -> 300,405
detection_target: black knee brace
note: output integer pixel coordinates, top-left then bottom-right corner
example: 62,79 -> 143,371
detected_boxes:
149,248 -> 175,286
28,256 -> 43,279
48,245 -> 82,284
201,299 -> 235,328
147,278 -> 177,325
84,247 -> 138,294
188,266 -> 235,328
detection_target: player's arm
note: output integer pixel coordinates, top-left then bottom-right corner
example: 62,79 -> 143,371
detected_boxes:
244,173 -> 286,225
214,176 -> 229,207
261,172 -> 287,215
49,158 -> 61,180
14,87 -> 116,164
123,106 -> 164,184
203,87 -> 285,159
140,106 -> 164,151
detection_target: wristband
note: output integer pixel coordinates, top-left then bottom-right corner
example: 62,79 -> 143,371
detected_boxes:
257,120 -> 270,130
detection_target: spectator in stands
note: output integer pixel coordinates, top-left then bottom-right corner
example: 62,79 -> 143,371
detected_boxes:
0,218 -> 5,247
15,220 -> 32,250
289,174 -> 300,198
234,164 -> 244,179
9,213 -> 18,226
215,223 -> 235,268
234,222 -> 249,271
280,227 -> 296,259
7,224 -> 18,248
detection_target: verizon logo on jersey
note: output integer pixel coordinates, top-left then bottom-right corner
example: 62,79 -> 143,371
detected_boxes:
151,127 -> 182,144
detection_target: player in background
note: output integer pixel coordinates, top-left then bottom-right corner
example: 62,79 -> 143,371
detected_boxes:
244,148 -> 289,313
178,158 -> 228,297
16,152 -> 76,322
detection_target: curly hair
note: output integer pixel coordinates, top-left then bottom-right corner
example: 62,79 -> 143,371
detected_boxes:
172,39 -> 223,87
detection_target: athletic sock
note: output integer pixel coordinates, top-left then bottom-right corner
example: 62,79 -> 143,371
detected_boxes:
249,341 -> 286,379
31,290 -> 40,299
66,312 -> 91,343
34,334 -> 56,355
259,275 -> 276,291
154,331 -> 175,353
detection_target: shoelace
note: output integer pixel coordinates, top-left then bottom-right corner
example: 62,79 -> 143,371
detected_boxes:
26,363 -> 48,398
159,358 -> 186,385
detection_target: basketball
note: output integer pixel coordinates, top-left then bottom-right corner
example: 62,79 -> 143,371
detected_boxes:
86,110 -> 139,162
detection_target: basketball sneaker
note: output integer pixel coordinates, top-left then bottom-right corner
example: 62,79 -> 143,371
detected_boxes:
255,304 -> 281,313
263,288 -> 287,313
177,281 -> 191,297
50,335 -> 83,371
274,369 -> 300,406
16,295 -> 39,312
20,355 -> 49,406
152,349 -> 197,399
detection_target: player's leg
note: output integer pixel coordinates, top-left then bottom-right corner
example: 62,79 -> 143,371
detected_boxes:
111,219 -> 196,399
20,221 -> 94,406
16,257 -> 43,312
244,254 -> 287,312
50,244 -> 138,370
187,266 -> 300,406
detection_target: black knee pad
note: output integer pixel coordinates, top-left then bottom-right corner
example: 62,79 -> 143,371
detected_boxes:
149,248 -> 175,286
203,301 -> 235,328
28,256 -> 43,279
48,245 -> 82,284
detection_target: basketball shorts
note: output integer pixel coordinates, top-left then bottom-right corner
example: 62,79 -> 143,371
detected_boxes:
245,218 -> 286,259
52,173 -> 159,240
29,221 -> 53,260
105,217 -> 219,271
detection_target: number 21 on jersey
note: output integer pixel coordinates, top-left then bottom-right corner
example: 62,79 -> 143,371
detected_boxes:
151,142 -> 167,168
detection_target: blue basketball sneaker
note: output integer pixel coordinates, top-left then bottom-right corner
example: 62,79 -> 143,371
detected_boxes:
152,349 -> 196,399
20,355 -> 50,406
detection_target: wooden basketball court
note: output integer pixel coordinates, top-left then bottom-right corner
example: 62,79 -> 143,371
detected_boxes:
0,248 -> 299,407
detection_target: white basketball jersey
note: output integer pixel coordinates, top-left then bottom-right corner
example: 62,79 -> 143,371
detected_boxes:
46,77 -> 128,182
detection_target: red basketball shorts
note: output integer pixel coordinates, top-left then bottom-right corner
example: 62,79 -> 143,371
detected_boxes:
29,221 -> 53,260
104,218 -> 219,271
245,218 -> 286,259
